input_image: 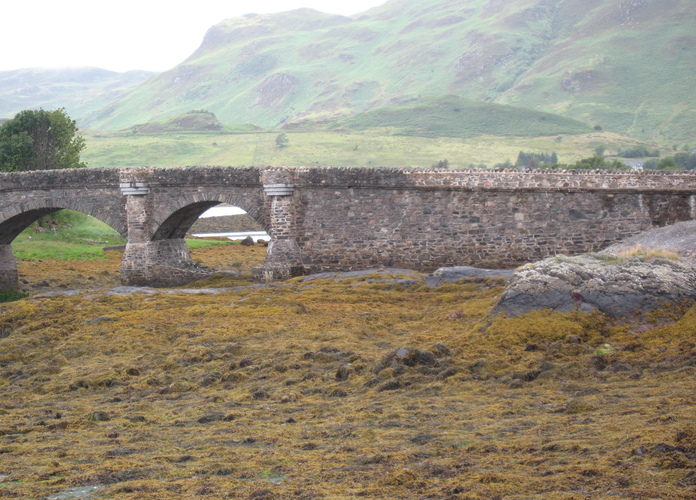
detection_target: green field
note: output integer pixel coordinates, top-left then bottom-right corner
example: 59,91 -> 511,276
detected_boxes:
12,211 -> 231,261
82,128 -> 659,169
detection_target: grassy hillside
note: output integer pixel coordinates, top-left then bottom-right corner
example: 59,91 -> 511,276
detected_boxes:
0,244 -> 695,498
81,0 -> 696,144
0,67 -> 153,122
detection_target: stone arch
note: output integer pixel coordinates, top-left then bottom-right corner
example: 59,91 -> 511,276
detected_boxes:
0,198 -> 127,245
151,192 -> 268,241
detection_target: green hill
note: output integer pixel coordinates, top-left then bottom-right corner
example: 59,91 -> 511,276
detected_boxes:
327,95 -> 591,138
82,0 -> 696,143
0,67 -> 153,121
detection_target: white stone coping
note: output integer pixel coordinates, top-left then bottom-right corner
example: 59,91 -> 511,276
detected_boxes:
263,183 -> 295,196
120,182 -> 151,196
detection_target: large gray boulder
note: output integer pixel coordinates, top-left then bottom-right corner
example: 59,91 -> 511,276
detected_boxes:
602,219 -> 696,259
494,253 -> 696,320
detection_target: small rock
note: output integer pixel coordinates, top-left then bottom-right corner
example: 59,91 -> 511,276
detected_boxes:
251,389 -> 270,400
280,393 -> 297,404
240,236 -> 255,246
632,446 -> 647,457
335,365 -> 352,381
197,413 -> 224,424
88,411 -> 110,422
410,433 -> 436,445
248,489 -> 275,500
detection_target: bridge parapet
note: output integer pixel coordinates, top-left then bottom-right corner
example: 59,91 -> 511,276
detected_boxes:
290,167 -> 696,192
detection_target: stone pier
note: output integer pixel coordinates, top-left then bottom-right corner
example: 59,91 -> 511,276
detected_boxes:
119,169 -> 212,287
0,245 -> 18,293
252,168 -> 307,281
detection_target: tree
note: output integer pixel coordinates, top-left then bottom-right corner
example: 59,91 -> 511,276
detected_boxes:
0,108 -> 86,172
275,133 -> 289,148
655,158 -> 679,170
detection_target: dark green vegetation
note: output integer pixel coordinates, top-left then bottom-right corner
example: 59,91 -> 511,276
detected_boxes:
327,95 -> 591,138
515,151 -> 558,168
0,67 -> 152,122
0,244 -> 695,498
78,0 -> 696,145
126,110 -> 257,135
0,109 -> 85,171
0,291 -> 27,304
643,152 -> 696,171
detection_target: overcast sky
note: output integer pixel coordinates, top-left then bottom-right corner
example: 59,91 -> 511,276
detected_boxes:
0,0 -> 388,73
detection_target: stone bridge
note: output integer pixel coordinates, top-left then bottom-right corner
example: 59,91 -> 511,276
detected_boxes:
1,166 -> 695,292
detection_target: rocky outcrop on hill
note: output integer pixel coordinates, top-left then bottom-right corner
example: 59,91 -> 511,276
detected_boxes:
494,254 -> 696,320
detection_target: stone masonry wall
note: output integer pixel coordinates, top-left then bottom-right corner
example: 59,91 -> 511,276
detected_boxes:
0,168 -> 126,238
290,168 -> 696,272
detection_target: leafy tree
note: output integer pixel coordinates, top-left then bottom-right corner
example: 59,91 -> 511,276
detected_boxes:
275,133 -> 289,148
617,145 -> 659,158
432,159 -> 449,169
655,158 -> 679,170
568,156 -> 625,170
515,151 -> 558,168
673,152 -> 696,170
0,108 -> 86,172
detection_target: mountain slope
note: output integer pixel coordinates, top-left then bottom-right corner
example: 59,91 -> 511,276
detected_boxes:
0,67 -> 153,121
83,0 -> 695,142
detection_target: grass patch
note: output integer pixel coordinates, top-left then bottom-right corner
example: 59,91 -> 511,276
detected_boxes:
185,238 -> 235,250
12,211 -> 125,261
0,291 -> 28,303
617,244 -> 680,260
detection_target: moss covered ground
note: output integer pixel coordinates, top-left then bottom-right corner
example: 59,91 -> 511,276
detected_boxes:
0,245 -> 694,499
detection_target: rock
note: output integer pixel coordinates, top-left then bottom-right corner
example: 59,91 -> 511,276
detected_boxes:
251,388 -> 270,400
494,254 -> 696,320
424,266 -> 515,287
197,413 -> 224,424
88,411 -> 111,422
240,236 -> 255,246
602,219 -> 696,259
335,365 -> 352,381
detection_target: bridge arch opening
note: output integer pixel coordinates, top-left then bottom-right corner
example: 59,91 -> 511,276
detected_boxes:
120,195 -> 270,287
152,201 -> 267,242
6,209 -> 126,292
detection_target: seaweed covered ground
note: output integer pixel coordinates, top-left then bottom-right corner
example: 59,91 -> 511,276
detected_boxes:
1,245 -> 695,499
